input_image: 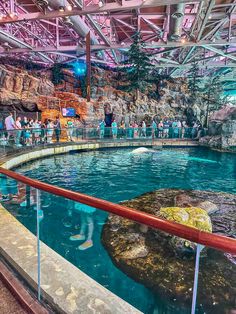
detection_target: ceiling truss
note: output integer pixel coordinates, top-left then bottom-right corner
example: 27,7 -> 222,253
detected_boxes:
0,0 -> 235,82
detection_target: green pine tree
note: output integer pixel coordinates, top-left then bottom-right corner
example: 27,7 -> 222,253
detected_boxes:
188,62 -> 201,103
203,75 -> 227,127
121,32 -> 154,102
51,63 -> 65,85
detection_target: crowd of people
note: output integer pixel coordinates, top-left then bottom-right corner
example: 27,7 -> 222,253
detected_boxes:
0,113 -> 205,147
98,118 -> 205,140
1,113 -> 83,147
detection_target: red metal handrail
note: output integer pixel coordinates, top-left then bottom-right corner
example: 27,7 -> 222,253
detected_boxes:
0,167 -> 235,254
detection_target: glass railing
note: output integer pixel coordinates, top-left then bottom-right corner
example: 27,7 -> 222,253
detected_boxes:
0,126 -> 206,149
0,168 -> 234,314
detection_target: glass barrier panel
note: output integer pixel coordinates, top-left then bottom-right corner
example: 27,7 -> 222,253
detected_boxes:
0,126 -> 205,151
195,244 -> 235,314
1,179 -> 233,313
0,183 -> 205,314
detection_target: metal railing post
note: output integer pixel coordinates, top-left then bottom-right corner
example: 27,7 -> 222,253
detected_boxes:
36,189 -> 42,301
191,244 -> 204,314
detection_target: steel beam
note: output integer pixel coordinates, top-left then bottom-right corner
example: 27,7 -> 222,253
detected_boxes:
202,45 -> 236,62
0,0 -> 201,25
196,0 -> 215,41
2,39 -> 236,54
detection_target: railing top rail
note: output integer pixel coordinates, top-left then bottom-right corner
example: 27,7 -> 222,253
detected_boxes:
0,167 -> 235,254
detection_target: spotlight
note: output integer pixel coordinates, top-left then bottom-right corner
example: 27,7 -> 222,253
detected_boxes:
181,37 -> 186,44
121,42 -> 125,46
151,40 -> 155,45
209,15 -> 212,19
59,6 -> 65,12
9,12 -> 17,18
98,1 -> 104,8
67,4 -> 73,11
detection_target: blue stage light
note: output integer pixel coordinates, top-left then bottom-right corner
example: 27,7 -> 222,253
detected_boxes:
72,61 -> 87,76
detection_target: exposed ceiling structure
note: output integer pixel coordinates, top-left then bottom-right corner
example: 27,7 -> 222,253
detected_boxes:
0,0 -> 236,81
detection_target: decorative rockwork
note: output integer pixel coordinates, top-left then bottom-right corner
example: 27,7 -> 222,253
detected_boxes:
102,189 -> 236,311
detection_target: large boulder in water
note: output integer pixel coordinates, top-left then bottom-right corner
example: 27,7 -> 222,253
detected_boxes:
101,189 -> 236,312
159,206 -> 212,256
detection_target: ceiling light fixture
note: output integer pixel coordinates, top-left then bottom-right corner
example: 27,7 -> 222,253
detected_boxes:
9,12 -> 17,18
67,4 -> 73,11
181,38 -> 186,44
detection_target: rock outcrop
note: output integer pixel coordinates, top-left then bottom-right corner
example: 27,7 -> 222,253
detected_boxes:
0,65 -> 54,112
0,63 -> 204,126
200,105 -> 236,151
102,189 -> 236,311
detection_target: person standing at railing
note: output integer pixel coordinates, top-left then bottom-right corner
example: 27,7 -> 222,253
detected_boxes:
119,120 -> 125,138
172,119 -> 179,138
158,120 -> 164,138
4,112 -> 15,142
15,116 -> 22,147
47,119 -> 54,144
20,116 -> 28,145
32,120 -> 41,145
97,119 -> 105,139
163,118 -> 170,138
111,119 -> 118,139
127,122 -> 133,139
54,117 -> 61,143
141,120 -> 146,138
151,119 -> 157,139
73,117 -> 82,141
181,120 -> 187,138
191,121 -> 198,139
65,119 -> 74,142
133,121 -> 139,138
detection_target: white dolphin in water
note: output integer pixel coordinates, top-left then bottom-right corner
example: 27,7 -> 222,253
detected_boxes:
131,147 -> 156,154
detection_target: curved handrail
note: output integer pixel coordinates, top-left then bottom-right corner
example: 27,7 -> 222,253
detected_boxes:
0,167 -> 235,254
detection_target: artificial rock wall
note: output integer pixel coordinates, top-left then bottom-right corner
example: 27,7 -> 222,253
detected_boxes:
0,63 -> 204,126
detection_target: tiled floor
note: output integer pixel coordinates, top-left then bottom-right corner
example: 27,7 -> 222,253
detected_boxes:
0,278 -> 27,314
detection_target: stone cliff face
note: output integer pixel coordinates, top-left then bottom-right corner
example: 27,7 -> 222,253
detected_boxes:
200,105 -> 236,151
0,65 -> 54,112
0,63 -> 203,126
56,67 -> 203,125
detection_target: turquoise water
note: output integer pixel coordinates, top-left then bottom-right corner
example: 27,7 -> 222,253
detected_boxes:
6,147 -> 236,313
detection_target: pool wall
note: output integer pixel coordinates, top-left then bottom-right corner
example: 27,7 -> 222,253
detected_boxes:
0,139 -> 198,314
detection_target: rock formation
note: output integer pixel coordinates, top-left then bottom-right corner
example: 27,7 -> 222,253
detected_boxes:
0,63 -> 204,126
102,189 -> 236,311
0,65 -> 54,112
200,105 -> 236,151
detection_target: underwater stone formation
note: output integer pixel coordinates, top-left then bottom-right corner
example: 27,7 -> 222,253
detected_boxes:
101,189 -> 236,310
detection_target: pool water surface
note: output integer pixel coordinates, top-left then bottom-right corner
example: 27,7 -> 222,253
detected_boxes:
5,147 -> 236,313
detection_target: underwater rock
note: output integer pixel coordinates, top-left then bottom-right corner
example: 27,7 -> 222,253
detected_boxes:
101,189 -> 236,310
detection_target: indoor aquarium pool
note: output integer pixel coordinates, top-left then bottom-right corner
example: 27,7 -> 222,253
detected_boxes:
4,147 -> 236,313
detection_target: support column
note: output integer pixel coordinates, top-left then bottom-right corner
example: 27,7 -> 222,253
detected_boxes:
86,31 -> 91,102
